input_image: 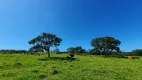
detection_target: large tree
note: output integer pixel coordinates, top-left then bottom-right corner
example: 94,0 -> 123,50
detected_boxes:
91,36 -> 121,55
28,32 -> 62,57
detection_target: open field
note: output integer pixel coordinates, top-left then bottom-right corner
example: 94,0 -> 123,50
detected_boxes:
0,53 -> 142,80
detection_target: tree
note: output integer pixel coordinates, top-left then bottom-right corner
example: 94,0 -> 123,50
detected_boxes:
80,49 -> 86,53
132,49 -> 142,56
29,44 -> 44,52
67,47 -> 76,58
67,47 -> 76,53
88,48 -> 100,55
75,46 -> 86,54
91,36 -> 121,55
53,48 -> 60,54
28,32 -> 62,57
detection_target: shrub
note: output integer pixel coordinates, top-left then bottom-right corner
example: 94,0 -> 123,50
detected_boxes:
38,74 -> 47,79
52,70 -> 59,75
31,70 -> 39,73
131,49 -> 142,56
118,52 -> 131,57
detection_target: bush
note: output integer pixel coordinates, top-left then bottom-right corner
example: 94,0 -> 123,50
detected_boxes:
131,49 -> 142,56
52,70 -> 59,75
98,52 -> 131,58
118,52 -> 131,57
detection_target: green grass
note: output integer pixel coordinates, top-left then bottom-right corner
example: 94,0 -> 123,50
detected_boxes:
0,53 -> 142,80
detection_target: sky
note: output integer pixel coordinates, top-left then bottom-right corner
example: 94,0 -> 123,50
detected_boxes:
0,0 -> 142,52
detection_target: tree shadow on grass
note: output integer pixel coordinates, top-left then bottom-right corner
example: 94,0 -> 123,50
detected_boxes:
119,56 -> 139,59
38,56 -> 79,61
104,55 -> 139,59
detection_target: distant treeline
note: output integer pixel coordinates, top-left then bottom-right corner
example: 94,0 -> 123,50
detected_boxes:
0,49 -> 142,57
0,50 -> 27,54
89,49 -> 142,57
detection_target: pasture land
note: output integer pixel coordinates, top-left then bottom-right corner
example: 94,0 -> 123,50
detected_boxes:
0,53 -> 142,80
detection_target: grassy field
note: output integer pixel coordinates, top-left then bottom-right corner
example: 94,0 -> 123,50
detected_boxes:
0,53 -> 142,80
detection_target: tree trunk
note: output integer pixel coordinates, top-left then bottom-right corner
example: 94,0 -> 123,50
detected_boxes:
103,49 -> 106,56
47,48 -> 50,58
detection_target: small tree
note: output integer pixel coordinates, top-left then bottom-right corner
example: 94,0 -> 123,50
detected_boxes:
67,47 -> 76,58
53,48 -> 60,54
75,46 -> 86,54
28,32 -> 62,58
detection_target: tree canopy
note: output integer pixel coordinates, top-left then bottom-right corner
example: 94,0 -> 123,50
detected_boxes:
75,46 -> 86,54
91,36 -> 121,55
132,49 -> 142,56
28,32 -> 62,57
67,47 -> 76,53
67,46 -> 86,54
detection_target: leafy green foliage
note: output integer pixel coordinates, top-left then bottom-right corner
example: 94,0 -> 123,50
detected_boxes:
67,46 -> 86,54
38,74 -> 47,79
53,48 -> 60,54
29,44 -> 44,52
31,70 -> 39,73
75,46 -> 86,54
91,36 -> 121,55
52,70 -> 59,75
132,49 -> 142,56
28,32 -> 62,57
67,47 -> 76,53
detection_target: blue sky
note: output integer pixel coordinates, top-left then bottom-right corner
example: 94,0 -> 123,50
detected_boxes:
0,0 -> 142,51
